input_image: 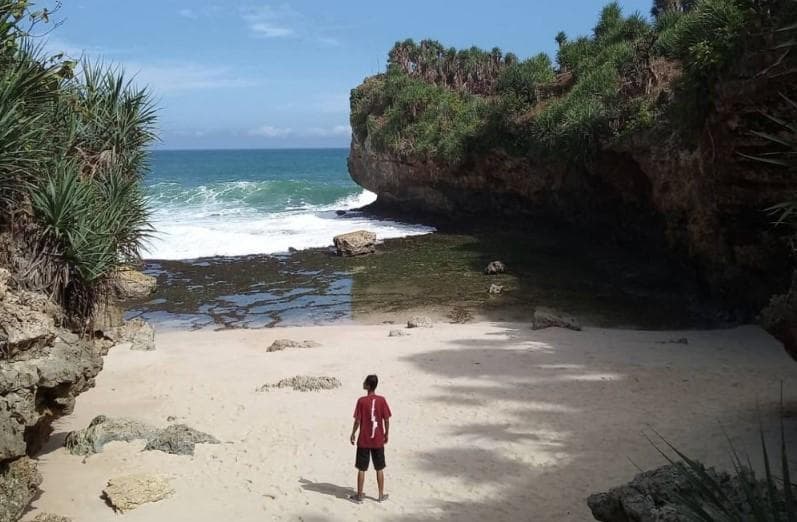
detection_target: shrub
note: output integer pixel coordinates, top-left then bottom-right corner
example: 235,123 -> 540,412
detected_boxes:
496,53 -> 555,105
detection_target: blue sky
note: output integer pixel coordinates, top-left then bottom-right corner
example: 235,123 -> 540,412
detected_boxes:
45,0 -> 652,150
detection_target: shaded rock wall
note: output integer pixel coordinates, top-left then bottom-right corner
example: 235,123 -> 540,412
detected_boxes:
348,75 -> 797,316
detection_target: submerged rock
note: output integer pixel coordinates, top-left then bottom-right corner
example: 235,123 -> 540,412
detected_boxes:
65,415 -> 157,456
266,339 -> 321,352
258,376 -> 342,392
447,306 -> 473,324
489,284 -> 504,295
407,316 -> 433,328
0,457 -> 41,522
143,424 -> 219,456
102,474 -> 174,513
484,261 -> 506,275
532,307 -> 581,331
389,329 -> 409,337
333,230 -> 377,256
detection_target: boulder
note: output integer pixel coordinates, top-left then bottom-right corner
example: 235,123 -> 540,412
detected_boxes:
0,457 -> 42,522
126,320 -> 155,351
258,376 -> 342,392
484,261 -> 506,275
102,474 -> 174,513
333,230 -> 377,257
266,339 -> 321,352
389,329 -> 409,337
532,307 -> 581,331
407,316 -> 433,328
489,284 -> 504,295
112,269 -> 156,301
64,416 -> 157,456
587,464 -> 724,522
143,424 -> 219,456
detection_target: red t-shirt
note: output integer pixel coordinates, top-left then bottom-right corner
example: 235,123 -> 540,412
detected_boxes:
354,394 -> 392,448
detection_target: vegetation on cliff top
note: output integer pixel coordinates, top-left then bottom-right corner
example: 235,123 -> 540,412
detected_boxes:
0,1 -> 157,324
350,0 -> 796,165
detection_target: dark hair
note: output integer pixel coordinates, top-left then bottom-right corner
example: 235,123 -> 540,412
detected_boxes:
364,374 -> 378,391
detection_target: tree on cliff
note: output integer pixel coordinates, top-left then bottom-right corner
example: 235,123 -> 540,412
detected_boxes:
0,1 -> 157,326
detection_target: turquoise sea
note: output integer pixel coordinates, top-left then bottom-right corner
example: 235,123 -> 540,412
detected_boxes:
143,149 -> 433,260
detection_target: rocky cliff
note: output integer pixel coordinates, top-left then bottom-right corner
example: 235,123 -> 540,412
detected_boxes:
0,267 -> 155,521
349,69 -> 797,322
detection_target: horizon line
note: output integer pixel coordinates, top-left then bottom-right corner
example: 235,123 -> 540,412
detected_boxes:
151,146 -> 350,152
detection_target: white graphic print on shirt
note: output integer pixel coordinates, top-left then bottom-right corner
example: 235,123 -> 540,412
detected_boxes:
370,399 -> 378,439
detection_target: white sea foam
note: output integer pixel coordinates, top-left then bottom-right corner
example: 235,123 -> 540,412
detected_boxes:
143,189 -> 435,260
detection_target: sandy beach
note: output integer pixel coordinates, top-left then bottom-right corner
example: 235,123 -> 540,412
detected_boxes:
23,322 -> 797,521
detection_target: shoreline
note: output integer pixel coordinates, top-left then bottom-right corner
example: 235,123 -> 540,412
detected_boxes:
127,228 -> 721,332
24,320 -> 797,521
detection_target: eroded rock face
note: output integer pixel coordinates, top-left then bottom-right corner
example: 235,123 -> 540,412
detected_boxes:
102,474 -> 174,513
333,230 -> 377,256
0,281 -> 107,521
0,457 -> 41,522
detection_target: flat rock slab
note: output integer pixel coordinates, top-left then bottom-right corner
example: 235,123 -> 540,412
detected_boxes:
143,424 -> 220,456
532,307 -> 582,331
65,415 -> 157,456
102,474 -> 174,513
266,339 -> 321,352
258,376 -> 341,392
33,513 -> 72,522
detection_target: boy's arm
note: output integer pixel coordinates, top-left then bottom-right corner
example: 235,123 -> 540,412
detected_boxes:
350,419 -> 359,445
383,418 -> 390,444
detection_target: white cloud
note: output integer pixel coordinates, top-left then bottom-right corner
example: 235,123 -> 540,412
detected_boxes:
249,125 -> 294,137
242,5 -> 299,39
124,62 -> 259,93
307,125 -> 352,137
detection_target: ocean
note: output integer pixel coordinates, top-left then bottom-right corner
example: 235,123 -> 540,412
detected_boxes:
143,148 -> 434,260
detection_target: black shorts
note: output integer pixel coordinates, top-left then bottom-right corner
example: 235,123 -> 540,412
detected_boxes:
355,447 -> 386,471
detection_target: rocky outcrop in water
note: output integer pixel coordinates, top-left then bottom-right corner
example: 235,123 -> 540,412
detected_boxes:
0,269 -> 107,521
333,230 -> 377,256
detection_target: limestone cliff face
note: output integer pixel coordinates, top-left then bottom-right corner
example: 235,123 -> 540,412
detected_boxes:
0,268 -> 108,522
348,77 -> 797,317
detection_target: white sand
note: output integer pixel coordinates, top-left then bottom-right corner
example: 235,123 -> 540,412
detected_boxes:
24,323 -> 797,521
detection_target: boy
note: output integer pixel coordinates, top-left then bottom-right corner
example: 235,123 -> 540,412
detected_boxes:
349,374 -> 392,503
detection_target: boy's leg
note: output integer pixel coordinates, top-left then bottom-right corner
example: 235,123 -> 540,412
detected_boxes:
373,448 -> 387,500
357,470 -> 365,497
376,469 -> 385,498
353,447 -> 369,500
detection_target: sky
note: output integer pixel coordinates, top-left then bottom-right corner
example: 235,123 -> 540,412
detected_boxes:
43,0 -> 653,150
